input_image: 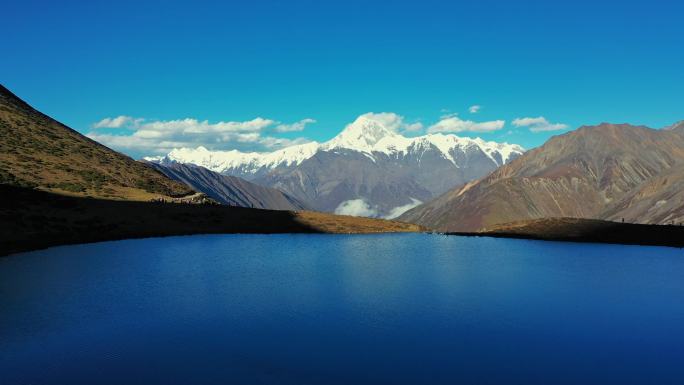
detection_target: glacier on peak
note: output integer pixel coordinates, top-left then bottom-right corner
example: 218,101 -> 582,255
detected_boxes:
145,114 -> 524,175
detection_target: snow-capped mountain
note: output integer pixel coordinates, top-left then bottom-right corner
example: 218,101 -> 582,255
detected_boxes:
149,116 -> 523,177
147,115 -> 524,217
147,141 -> 320,179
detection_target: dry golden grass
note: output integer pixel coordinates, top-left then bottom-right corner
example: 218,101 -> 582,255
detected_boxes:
0,85 -> 193,200
294,211 -> 424,233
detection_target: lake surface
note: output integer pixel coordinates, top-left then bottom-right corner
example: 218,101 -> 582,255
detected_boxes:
1,234 -> 683,384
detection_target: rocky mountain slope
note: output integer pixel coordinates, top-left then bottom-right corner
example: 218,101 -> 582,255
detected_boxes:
148,115 -> 524,217
148,162 -> 308,211
0,85 -> 193,200
602,162 -> 684,225
400,123 -> 684,231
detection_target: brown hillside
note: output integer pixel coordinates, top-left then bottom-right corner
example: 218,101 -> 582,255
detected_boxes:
0,84 -> 193,200
400,123 -> 684,231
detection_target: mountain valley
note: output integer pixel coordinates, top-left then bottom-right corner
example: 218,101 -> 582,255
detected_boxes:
0,85 -> 425,255
148,114 -> 524,217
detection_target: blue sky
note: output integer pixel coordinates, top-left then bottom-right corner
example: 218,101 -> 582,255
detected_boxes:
3,0 -> 683,158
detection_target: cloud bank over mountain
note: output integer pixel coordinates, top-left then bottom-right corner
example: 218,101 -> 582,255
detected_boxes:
87,109 -> 563,158
87,115 -> 313,155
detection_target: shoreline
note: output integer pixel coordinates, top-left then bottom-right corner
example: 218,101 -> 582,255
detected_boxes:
1,185 -> 424,256
448,218 -> 684,248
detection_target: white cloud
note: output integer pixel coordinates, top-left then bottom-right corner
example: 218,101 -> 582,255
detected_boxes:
274,118 -> 316,132
92,116 -> 142,129
357,112 -> 425,132
333,197 -> 422,219
427,114 -> 505,133
512,117 -> 546,127
512,116 -> 568,132
402,122 -> 424,132
359,112 -> 404,132
468,105 -> 482,114
85,133 -> 185,155
139,117 -> 274,134
384,198 -> 422,219
357,112 -> 426,133
86,116 -> 311,155
334,199 -> 378,217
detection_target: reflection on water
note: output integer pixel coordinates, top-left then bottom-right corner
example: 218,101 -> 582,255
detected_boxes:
1,234 -> 683,384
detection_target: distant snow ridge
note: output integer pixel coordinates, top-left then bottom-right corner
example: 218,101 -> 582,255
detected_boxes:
146,114 -> 525,218
147,115 -> 524,175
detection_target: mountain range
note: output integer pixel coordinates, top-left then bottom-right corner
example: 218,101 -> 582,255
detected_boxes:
0,84 -> 318,212
400,122 -> 684,231
3,81 -> 684,250
148,114 -> 524,217
0,84 -> 425,255
147,162 -> 308,211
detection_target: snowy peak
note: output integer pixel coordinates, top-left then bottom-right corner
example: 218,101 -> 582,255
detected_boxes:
322,114 -> 523,165
147,132 -> 524,174
325,115 -> 399,153
145,114 -> 525,176
146,142 -> 321,175
143,114 -> 527,218
373,133 -> 523,166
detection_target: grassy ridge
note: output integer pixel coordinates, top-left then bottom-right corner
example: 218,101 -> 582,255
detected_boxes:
0,84 -> 193,200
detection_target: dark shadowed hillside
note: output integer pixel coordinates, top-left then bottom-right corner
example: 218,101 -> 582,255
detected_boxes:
458,218 -> 684,248
148,162 -> 308,211
0,185 -> 424,256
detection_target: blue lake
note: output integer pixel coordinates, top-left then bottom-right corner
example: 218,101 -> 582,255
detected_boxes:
1,234 -> 683,384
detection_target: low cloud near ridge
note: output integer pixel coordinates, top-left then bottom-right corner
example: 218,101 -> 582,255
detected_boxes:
86,109 -> 553,158
384,198 -> 423,219
334,199 -> 378,217
356,112 -> 424,133
334,197 -> 423,219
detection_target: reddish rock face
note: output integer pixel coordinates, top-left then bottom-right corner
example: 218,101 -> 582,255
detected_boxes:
400,122 -> 684,232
